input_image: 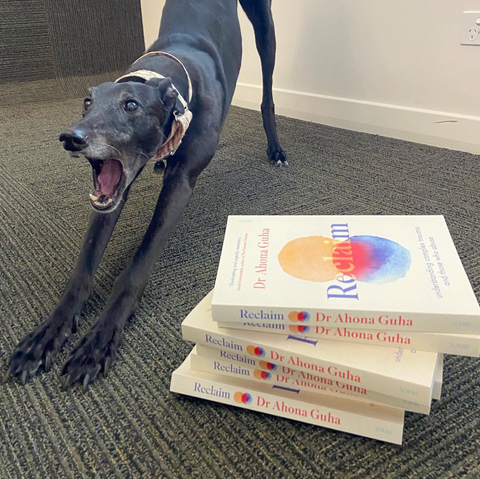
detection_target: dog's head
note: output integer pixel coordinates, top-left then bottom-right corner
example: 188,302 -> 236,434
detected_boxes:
59,77 -> 183,212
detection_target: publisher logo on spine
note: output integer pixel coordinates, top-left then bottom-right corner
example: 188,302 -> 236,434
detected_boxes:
289,325 -> 310,334
259,360 -> 277,371
288,311 -> 311,323
246,345 -> 265,357
254,370 -> 272,380
234,392 -> 252,404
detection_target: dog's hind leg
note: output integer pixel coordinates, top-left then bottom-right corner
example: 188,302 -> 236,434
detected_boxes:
239,0 -> 287,165
4,200 -> 127,384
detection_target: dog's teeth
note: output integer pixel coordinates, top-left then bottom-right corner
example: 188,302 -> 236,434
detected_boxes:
91,195 -> 113,206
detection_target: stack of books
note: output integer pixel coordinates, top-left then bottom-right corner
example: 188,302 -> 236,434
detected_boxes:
171,215 -> 480,444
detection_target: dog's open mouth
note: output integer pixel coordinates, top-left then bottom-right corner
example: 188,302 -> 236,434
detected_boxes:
88,158 -> 125,211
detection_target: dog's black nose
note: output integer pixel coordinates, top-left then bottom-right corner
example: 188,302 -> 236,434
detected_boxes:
59,129 -> 89,152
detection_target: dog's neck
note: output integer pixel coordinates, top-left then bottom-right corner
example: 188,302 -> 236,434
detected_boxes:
117,51 -> 192,106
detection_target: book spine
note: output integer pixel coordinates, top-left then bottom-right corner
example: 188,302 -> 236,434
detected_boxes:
170,366 -> 404,445
195,345 -> 443,404
212,303 -> 480,334
216,322 -> 480,357
432,354 -> 443,400
182,323 -> 433,403
190,351 -> 430,414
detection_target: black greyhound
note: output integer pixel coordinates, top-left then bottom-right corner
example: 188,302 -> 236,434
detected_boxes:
4,0 -> 286,390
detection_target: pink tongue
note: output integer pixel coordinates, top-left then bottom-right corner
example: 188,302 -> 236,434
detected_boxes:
97,159 -> 122,196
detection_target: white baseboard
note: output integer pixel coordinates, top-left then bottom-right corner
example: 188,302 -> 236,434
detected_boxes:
232,83 -> 480,155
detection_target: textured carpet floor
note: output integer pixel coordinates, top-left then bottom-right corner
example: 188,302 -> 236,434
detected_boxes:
0,98 -> 479,478
0,0 -> 144,104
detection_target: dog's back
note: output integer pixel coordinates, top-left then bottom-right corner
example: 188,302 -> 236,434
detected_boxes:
153,0 -> 242,104
158,0 -> 241,51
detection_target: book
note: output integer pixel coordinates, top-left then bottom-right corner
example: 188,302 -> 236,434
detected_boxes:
191,346 -> 436,414
195,344 -> 445,402
216,321 -> 480,357
211,215 -> 480,333
171,352 -> 405,445
182,291 -> 439,404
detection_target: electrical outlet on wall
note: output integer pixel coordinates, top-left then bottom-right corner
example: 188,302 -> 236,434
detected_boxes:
461,11 -> 480,45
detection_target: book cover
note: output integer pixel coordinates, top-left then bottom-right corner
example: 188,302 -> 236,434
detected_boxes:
171,353 -> 405,445
212,215 -> 480,333
182,291 -> 439,403
190,346 -> 434,414
216,321 -> 480,357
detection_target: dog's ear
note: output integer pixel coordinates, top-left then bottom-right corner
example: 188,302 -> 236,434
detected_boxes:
146,77 -> 184,114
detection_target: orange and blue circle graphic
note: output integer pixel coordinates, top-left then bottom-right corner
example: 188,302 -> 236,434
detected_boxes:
259,360 -> 277,371
254,370 -> 272,380
288,311 -> 310,322
279,235 -> 411,284
246,345 -> 265,357
234,392 -> 252,404
289,325 -> 310,334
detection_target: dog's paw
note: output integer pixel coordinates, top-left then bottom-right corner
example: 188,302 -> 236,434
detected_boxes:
268,147 -> 288,167
4,314 -> 79,385
61,324 -> 122,391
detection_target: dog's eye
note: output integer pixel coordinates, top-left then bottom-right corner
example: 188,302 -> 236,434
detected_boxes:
83,98 -> 92,110
124,100 -> 138,112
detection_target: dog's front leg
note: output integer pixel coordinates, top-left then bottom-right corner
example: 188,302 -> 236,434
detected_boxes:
4,200 -> 127,384
61,163 -> 198,390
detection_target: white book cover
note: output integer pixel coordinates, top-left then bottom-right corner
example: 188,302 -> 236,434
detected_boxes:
191,346 -> 436,414
215,321 -> 480,357
171,353 -> 405,445
212,215 -> 480,333
182,291 -> 439,403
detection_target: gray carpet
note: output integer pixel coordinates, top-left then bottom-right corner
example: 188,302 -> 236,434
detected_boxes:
0,0 -> 144,104
1,0 -> 480,477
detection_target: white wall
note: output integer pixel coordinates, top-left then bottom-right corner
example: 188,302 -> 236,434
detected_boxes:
141,0 -> 480,153
140,0 -> 162,52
